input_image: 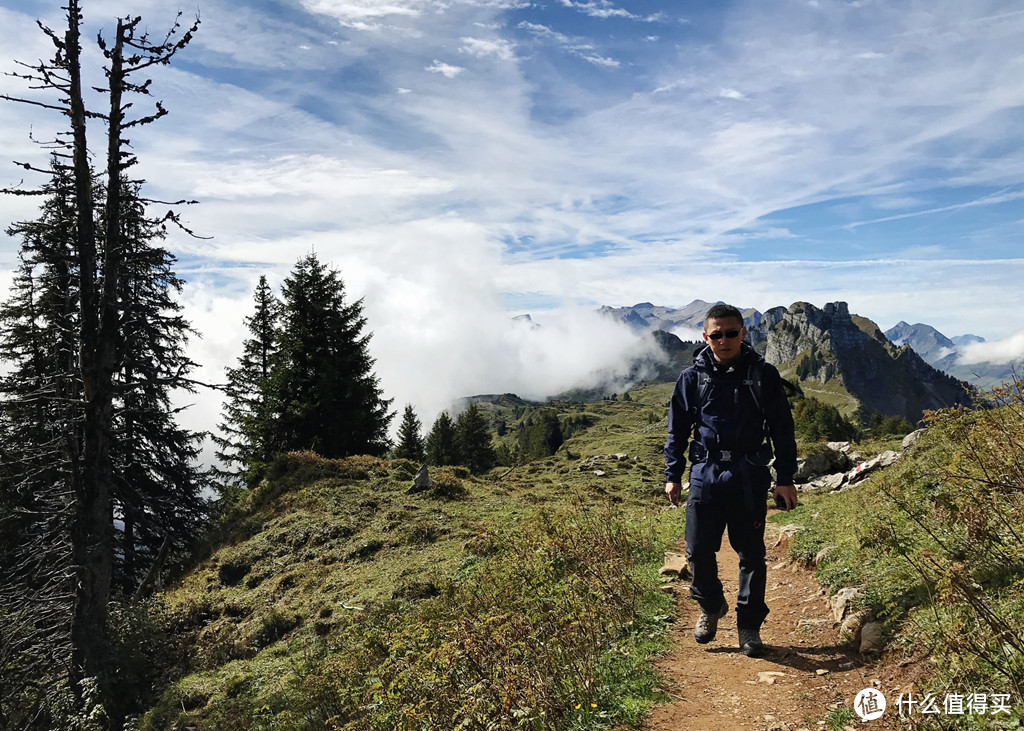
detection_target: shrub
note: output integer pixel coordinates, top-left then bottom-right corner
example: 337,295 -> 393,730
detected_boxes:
429,467 -> 468,499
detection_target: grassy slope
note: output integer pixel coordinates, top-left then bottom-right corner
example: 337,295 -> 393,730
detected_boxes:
771,398 -> 1024,725
140,387 -> 686,729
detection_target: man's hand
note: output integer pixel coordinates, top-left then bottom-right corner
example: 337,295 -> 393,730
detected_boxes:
773,483 -> 798,511
665,481 -> 683,506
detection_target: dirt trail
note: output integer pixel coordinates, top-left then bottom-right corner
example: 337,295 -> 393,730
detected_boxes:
643,516 -> 901,731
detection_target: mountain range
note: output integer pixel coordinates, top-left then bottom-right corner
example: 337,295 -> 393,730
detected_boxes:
599,300 -> 978,423
883,321 -> 1016,390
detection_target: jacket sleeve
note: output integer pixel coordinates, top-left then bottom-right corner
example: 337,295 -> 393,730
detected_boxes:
665,371 -> 695,483
762,365 -> 797,485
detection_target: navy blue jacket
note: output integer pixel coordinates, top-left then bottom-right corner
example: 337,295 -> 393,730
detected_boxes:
665,342 -> 797,489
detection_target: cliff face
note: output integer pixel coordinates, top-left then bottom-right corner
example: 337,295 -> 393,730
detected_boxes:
762,301 -> 974,422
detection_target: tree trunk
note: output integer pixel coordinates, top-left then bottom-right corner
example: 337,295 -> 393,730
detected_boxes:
66,0 -> 114,691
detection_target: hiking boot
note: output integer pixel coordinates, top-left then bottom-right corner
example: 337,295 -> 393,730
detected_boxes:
739,628 -> 765,657
694,601 -> 728,644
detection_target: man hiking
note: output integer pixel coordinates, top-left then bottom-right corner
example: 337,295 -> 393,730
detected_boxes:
664,303 -> 798,657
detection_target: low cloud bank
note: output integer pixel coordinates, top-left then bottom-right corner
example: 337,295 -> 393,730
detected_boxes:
956,330 -> 1024,365
176,287 -> 664,469
367,304 -> 666,428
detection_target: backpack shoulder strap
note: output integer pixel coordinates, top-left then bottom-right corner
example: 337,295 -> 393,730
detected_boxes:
695,369 -> 711,412
742,360 -> 764,416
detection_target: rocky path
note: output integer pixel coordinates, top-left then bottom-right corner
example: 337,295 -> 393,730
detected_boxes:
643,517 -> 901,731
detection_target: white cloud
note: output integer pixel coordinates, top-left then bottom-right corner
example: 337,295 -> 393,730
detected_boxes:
559,0 -> 634,20
576,52 -> 620,68
719,88 -> 747,100
426,59 -> 465,77
518,21 -> 571,44
459,36 -> 517,61
957,331 -> 1024,365
301,0 -> 427,24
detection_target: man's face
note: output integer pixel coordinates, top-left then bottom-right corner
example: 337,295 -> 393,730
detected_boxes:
702,316 -> 746,364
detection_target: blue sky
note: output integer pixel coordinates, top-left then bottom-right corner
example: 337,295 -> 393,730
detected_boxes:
2,0 -> 1024,439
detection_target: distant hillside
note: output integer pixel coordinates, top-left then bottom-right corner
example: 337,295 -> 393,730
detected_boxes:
598,300 -> 762,334
884,321 -> 1019,390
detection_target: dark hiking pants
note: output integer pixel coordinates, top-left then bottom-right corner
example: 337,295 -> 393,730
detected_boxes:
684,489 -> 769,631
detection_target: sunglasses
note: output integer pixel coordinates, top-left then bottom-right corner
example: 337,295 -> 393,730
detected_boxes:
707,329 -> 742,341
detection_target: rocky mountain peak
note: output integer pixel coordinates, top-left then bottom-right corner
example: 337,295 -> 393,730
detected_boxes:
763,301 -> 973,422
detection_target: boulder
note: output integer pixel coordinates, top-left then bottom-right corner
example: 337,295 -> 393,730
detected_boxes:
830,586 -> 863,623
860,621 -> 884,653
840,609 -> 871,643
820,473 -> 846,491
849,456 -> 880,482
877,450 -> 901,467
827,441 -> 852,453
902,428 -> 927,450
795,447 -> 853,482
408,465 -> 432,493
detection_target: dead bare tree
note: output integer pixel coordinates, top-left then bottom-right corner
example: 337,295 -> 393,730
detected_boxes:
1,1 -> 200,719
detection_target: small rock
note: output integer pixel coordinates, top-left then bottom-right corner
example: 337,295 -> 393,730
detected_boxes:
840,609 -> 871,644
758,671 -> 787,684
860,621 -> 884,653
659,552 -> 692,580
815,668 -> 829,676
593,470 -> 606,477
773,524 -> 805,552
813,545 -> 836,566
830,587 -> 863,623
408,465 -> 432,493
902,428 -> 926,450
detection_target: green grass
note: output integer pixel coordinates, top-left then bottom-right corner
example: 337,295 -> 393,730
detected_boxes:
135,384 -> 686,730
771,386 -> 1024,726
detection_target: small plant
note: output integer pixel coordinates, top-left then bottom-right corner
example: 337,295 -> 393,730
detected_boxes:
826,706 -> 856,730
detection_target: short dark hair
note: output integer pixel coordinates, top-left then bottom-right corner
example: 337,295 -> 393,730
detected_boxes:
704,303 -> 744,329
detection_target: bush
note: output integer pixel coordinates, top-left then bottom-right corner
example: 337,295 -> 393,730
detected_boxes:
792,397 -> 859,442
429,467 -> 468,499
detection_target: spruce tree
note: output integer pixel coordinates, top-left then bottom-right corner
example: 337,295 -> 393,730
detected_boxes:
105,181 -> 206,591
264,253 -> 393,458
455,404 -> 497,474
425,411 -> 459,466
214,276 -> 279,487
1,3 -> 201,713
393,404 -> 426,462
0,163 -> 81,694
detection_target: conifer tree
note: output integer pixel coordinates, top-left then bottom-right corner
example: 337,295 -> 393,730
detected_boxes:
214,276 -> 279,487
393,404 -> 426,462
263,253 -> 393,458
105,181 -> 206,591
455,403 -> 497,474
1,2 -> 201,714
425,411 -> 459,466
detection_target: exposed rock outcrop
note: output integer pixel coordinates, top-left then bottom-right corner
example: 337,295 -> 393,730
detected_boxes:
763,301 -> 974,423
